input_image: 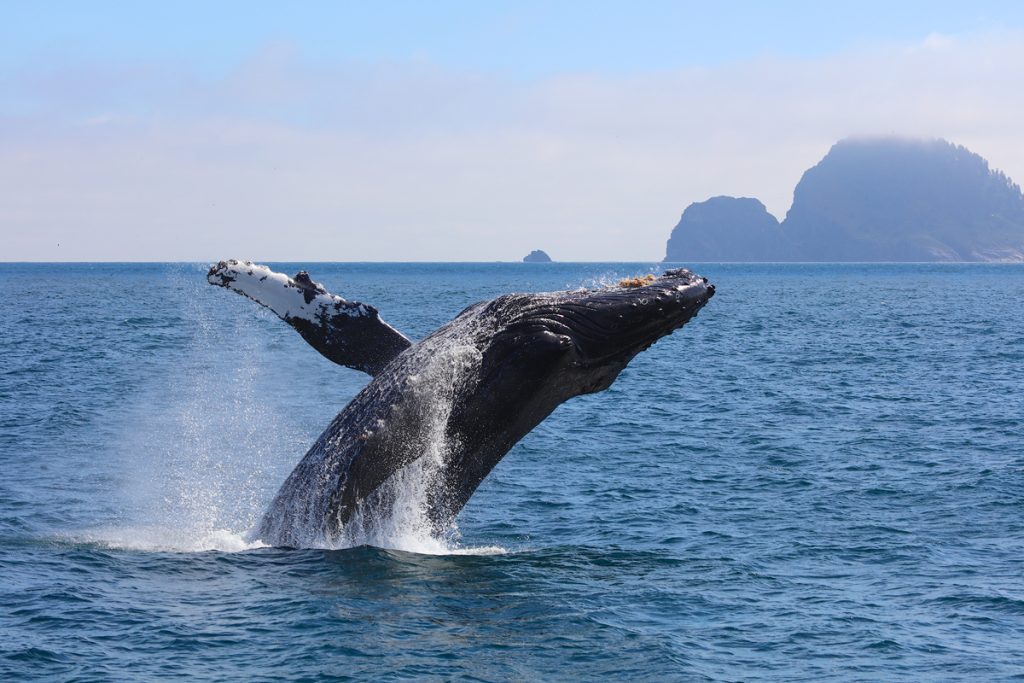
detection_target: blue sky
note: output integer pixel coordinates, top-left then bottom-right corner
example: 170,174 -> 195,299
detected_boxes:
5,1 -> 1022,74
3,2 -> 1024,260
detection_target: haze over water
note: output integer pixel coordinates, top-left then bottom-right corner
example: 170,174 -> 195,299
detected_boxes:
1,262 -> 1022,680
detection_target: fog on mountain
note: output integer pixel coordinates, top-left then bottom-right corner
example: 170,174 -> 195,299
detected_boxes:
665,137 -> 1024,262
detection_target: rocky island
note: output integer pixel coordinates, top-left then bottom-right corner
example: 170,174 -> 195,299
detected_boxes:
664,137 -> 1024,262
523,249 -> 553,263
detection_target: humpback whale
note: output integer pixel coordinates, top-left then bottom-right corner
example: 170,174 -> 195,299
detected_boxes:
208,261 -> 714,547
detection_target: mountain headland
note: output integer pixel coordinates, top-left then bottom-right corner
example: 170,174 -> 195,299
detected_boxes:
664,137 -> 1024,262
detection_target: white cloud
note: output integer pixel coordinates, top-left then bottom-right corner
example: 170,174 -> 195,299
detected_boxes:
1,29 -> 1023,261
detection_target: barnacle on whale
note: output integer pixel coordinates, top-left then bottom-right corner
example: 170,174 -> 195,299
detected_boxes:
617,274 -> 657,288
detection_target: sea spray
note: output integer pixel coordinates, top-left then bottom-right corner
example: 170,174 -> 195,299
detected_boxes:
247,303 -> 496,553
95,270 -> 299,552
575,265 -> 663,292
338,341 -> 483,553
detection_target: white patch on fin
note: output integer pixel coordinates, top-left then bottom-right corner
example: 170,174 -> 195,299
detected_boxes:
207,260 -> 370,325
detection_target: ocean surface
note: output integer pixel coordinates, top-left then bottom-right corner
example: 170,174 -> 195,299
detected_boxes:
1,262 -> 1022,681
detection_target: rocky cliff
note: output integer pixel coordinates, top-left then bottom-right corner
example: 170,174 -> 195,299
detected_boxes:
523,249 -> 553,263
664,137 -> 1024,262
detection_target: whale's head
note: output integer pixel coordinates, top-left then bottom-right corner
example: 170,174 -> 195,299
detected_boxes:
475,268 -> 714,399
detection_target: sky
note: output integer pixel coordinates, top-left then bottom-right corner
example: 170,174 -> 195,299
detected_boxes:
3,1 -> 1024,261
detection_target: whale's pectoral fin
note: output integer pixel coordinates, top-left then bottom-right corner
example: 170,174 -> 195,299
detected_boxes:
207,260 -> 412,376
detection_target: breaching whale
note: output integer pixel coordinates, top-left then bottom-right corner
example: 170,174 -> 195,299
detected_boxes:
208,261 -> 714,547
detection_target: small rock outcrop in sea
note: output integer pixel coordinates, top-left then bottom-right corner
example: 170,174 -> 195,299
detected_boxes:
523,249 -> 553,263
664,136 -> 1024,262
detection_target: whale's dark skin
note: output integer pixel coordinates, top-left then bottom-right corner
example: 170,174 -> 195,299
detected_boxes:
208,263 -> 714,547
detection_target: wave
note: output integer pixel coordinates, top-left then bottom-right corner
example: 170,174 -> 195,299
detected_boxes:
71,526 -> 505,556
75,526 -> 266,553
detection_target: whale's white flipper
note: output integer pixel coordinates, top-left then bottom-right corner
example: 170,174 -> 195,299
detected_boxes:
208,260 -> 411,376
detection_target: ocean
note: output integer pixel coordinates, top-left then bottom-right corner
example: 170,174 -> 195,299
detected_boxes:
1,262 -> 1022,680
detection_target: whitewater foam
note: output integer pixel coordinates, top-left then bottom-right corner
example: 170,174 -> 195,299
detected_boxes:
77,526 -> 267,553
73,526 -> 506,556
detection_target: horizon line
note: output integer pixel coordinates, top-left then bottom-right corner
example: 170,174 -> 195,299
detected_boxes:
2,260 -> 1022,266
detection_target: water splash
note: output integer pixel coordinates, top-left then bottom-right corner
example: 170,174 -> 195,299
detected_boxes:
100,272 -> 292,553
97,271 -> 503,556
575,264 -> 663,291
329,341 -> 485,554
79,526 -> 266,553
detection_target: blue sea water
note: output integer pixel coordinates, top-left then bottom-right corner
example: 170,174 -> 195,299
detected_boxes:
1,262 -> 1022,681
